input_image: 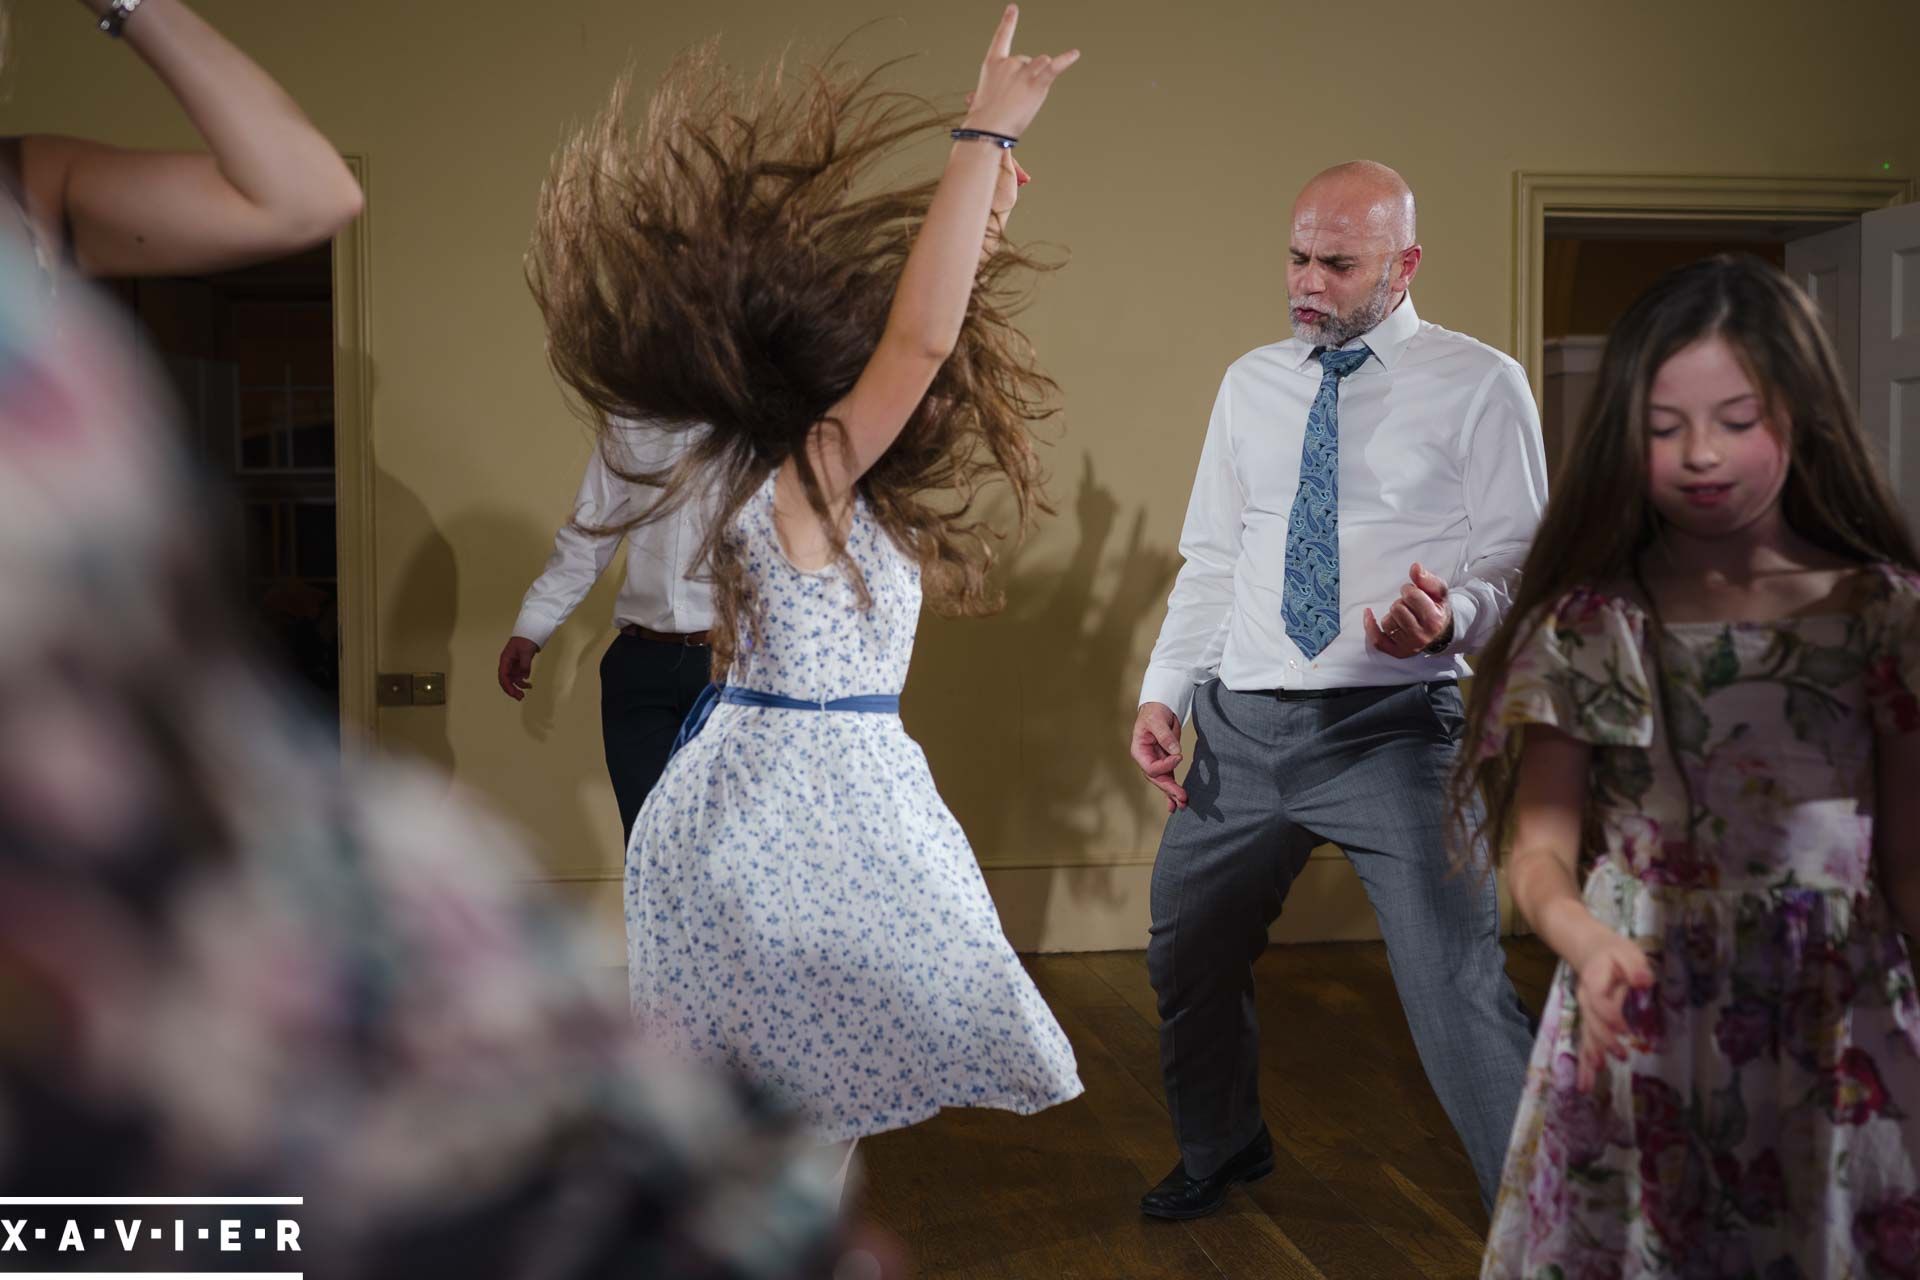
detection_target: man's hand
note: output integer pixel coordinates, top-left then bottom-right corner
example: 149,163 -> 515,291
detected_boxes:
1364,562 -> 1453,659
1130,702 -> 1188,812
498,636 -> 540,701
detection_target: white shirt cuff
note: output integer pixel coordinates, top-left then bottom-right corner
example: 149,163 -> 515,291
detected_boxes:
1139,669 -> 1200,725
1444,590 -> 1479,655
511,608 -> 560,650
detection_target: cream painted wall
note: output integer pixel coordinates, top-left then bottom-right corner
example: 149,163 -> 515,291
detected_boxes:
6,1 -> 1918,954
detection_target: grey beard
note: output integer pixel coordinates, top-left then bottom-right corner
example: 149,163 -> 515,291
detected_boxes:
1290,263 -> 1395,348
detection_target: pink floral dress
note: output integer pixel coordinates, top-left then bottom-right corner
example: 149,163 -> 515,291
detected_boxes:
1481,568 -> 1920,1279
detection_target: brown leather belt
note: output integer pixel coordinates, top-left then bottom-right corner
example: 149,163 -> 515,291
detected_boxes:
621,623 -> 712,646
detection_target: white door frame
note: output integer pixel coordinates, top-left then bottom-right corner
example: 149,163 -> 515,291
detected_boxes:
332,154 -> 376,739
1512,172 -> 1913,401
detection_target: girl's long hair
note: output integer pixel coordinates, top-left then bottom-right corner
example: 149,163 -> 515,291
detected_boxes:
526,41 -> 1057,675
1450,253 -> 1920,870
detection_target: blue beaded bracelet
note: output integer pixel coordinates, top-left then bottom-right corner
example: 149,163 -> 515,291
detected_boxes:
951,128 -> 1018,150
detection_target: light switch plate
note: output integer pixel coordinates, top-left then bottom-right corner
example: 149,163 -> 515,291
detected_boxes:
412,673 -> 446,706
376,673 -> 414,707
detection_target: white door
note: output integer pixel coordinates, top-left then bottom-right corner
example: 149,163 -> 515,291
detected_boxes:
1861,201 -> 1920,525
1786,221 -> 1862,415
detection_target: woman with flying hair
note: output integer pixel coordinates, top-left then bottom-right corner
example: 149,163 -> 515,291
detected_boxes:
526,6 -> 1085,1193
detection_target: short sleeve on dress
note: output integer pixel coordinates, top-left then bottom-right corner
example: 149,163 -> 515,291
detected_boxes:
1489,588 -> 1655,750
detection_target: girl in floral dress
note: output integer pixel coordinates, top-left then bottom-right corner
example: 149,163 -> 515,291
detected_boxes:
1453,255 -> 1920,1278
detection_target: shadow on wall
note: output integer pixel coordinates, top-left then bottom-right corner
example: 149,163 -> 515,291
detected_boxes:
376,465 -> 457,776
908,452 -> 1180,914
375,460 -> 624,883
377,448 -> 1183,936
447,501 -> 625,880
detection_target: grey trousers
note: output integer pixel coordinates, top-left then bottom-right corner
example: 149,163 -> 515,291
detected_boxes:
1147,679 -> 1533,1211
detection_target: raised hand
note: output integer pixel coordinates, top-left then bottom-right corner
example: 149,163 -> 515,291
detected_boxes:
965,90 -> 1031,238
796,5 -> 1078,507
964,5 -> 1080,141
1364,561 -> 1453,659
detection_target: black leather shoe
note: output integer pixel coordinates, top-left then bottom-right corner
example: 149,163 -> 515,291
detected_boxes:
1139,1125 -> 1276,1220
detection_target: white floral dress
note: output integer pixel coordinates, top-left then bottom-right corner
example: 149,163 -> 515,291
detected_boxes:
1482,567 -> 1920,1279
625,473 -> 1083,1143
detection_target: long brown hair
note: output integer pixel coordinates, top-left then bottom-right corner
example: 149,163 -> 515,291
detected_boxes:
1450,253 -> 1920,870
526,40 -> 1057,675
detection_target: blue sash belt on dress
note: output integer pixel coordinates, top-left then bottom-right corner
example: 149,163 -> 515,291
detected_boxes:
669,682 -> 902,759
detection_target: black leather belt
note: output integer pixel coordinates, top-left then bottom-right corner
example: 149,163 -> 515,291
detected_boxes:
620,623 -> 712,646
1260,679 -> 1457,701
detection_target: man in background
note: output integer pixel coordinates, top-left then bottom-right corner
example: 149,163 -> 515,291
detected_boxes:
499,420 -> 714,839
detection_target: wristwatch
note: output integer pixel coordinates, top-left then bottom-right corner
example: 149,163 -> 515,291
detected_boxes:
1423,619 -> 1455,656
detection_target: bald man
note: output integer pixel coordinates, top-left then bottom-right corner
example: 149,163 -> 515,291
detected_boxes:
1130,161 -> 1544,1218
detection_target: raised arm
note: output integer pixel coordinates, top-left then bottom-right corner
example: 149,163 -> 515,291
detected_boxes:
17,0 -> 363,278
785,6 -> 1076,513
971,89 -> 1031,262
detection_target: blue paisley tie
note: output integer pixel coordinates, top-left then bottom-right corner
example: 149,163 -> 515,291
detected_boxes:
1281,344 -> 1371,660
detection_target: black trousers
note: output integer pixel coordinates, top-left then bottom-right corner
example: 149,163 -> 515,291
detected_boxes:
600,632 -> 714,839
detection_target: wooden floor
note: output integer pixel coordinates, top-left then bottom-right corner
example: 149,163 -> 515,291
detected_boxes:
861,937 -> 1557,1279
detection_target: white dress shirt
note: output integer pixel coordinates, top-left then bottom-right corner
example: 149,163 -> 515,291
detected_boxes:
511,419 -> 715,647
1140,295 -> 1548,722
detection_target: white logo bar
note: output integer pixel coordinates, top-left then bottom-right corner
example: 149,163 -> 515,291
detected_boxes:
0,1199 -> 303,1206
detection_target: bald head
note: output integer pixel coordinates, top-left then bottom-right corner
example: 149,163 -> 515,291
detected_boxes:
1285,160 -> 1422,347
1294,161 -> 1417,250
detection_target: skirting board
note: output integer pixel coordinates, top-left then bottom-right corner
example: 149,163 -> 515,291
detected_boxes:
541,856 -> 1521,961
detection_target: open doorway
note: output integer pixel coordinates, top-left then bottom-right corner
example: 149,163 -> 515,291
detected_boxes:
90,158 -> 374,739
1539,217 -> 1841,472
103,247 -> 345,726
1514,173 -> 1918,508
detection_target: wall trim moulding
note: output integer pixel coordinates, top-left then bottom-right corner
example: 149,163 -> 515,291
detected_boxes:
1512,171 -> 1914,402
334,153 -> 378,739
